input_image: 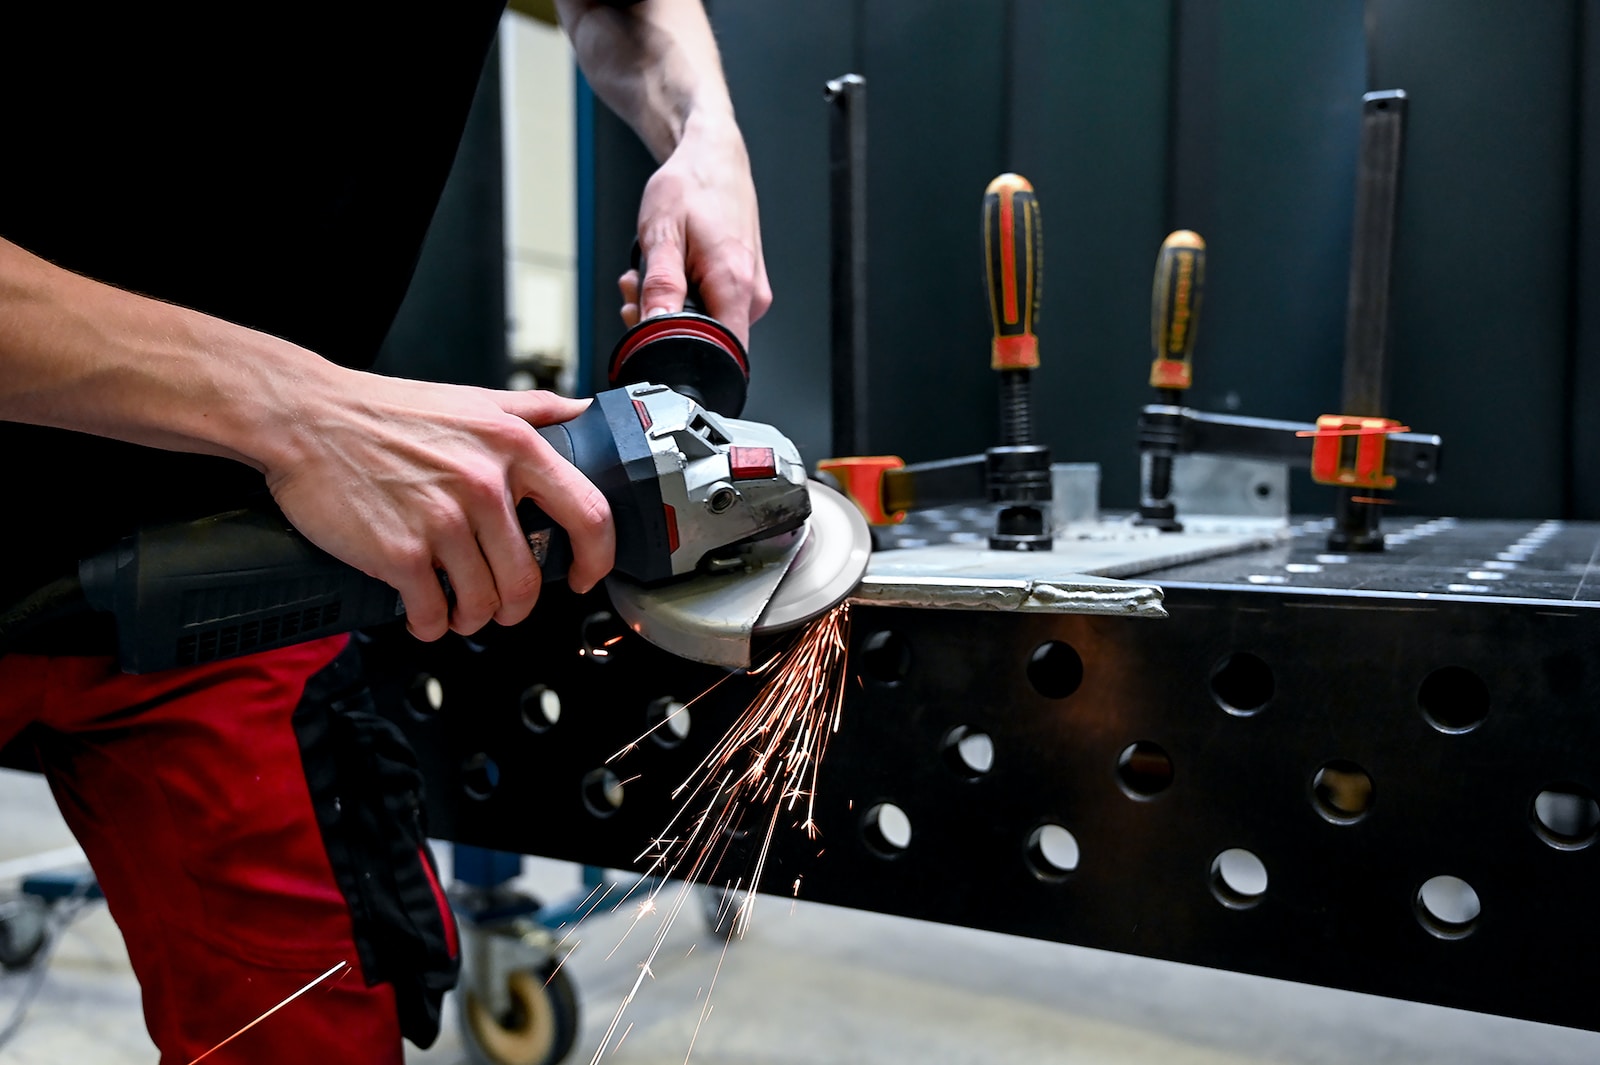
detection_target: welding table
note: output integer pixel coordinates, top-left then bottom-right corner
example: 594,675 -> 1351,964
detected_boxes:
366,508 -> 1600,1039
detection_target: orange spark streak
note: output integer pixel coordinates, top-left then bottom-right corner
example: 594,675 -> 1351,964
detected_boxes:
185,962 -> 348,1065
544,940 -> 578,987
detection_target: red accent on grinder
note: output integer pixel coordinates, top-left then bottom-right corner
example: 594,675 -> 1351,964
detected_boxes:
663,503 -> 680,554
632,398 -> 652,429
609,314 -> 749,377
729,446 -> 777,480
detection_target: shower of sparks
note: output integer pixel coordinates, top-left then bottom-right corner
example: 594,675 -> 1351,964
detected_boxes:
583,602 -> 853,1065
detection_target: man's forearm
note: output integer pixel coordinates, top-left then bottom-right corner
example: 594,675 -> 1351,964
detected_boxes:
0,233 -> 616,633
0,235 -> 336,473
555,0 -> 734,161
555,0 -> 770,341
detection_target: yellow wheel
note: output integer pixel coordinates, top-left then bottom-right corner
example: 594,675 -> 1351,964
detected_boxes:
461,963 -> 579,1065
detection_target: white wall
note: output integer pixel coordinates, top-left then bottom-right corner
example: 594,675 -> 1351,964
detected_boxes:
500,10 -> 578,395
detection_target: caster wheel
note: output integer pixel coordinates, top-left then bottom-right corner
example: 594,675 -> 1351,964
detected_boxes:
0,897 -> 49,971
461,961 -> 580,1065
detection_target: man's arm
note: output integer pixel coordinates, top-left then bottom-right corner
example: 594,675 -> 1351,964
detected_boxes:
0,235 -> 614,640
556,0 -> 772,346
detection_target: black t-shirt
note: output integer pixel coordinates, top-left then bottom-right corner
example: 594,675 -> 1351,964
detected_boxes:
0,3 -> 506,604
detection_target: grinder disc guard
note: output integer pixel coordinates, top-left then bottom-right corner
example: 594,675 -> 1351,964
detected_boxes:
606,481 -> 870,668
750,479 -> 871,634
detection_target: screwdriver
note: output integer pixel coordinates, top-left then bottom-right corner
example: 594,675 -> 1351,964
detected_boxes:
1137,229 -> 1206,531
982,173 -> 1051,551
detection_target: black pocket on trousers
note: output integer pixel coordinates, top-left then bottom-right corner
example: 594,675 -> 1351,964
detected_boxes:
293,640 -> 460,1049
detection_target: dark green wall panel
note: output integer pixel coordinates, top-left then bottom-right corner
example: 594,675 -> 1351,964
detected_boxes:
859,0 -> 1010,461
709,0 -> 854,468
1369,0 -> 1580,518
1194,2 -> 1366,512
1009,0 -> 1172,509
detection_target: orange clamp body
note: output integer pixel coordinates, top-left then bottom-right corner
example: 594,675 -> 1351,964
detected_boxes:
1309,415 -> 1400,489
816,456 -> 907,525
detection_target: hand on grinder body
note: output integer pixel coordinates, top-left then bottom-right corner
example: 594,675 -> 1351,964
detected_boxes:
266,377 -> 614,642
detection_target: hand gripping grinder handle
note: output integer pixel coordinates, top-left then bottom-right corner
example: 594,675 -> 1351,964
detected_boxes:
606,240 -> 750,417
79,388 -> 676,673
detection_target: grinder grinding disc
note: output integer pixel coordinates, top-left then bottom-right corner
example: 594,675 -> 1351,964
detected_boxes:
606,480 -> 871,669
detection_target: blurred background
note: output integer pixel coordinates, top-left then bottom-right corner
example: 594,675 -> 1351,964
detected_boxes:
381,0 -> 1598,523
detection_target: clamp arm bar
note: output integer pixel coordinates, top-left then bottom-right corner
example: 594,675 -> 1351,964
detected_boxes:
1138,405 -> 1441,484
882,454 -> 990,514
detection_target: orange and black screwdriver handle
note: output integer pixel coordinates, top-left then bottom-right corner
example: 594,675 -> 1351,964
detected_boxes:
1138,230 -> 1205,531
981,174 -> 1052,551
1149,230 -> 1205,397
983,174 -> 1042,386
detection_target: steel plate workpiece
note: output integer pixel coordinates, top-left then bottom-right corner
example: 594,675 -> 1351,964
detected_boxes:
853,546 -> 1165,616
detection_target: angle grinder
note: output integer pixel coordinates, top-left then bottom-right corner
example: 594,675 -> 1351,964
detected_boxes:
30,301 -> 869,673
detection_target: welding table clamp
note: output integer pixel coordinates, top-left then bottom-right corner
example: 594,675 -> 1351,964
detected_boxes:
0,381 -> 872,676
819,174 -> 1054,552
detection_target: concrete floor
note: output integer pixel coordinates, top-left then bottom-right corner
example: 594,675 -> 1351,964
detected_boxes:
3,766 -> 1598,1065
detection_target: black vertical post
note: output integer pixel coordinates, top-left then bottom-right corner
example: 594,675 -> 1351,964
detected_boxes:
826,73 -> 869,459
1329,89 -> 1407,552
1572,1 -> 1599,518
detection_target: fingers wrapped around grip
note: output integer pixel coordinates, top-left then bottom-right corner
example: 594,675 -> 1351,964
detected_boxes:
498,392 -> 616,598
419,404 -> 614,639
265,378 -> 613,645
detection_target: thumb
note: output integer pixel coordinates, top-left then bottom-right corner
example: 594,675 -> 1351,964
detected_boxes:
498,390 -> 592,428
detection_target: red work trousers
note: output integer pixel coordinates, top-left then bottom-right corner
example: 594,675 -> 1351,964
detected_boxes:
0,636 -> 404,1064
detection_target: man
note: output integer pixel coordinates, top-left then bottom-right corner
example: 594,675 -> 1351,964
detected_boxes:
0,0 -> 770,1060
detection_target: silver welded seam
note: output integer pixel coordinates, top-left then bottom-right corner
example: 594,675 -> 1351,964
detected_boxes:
850,576 -> 1165,617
